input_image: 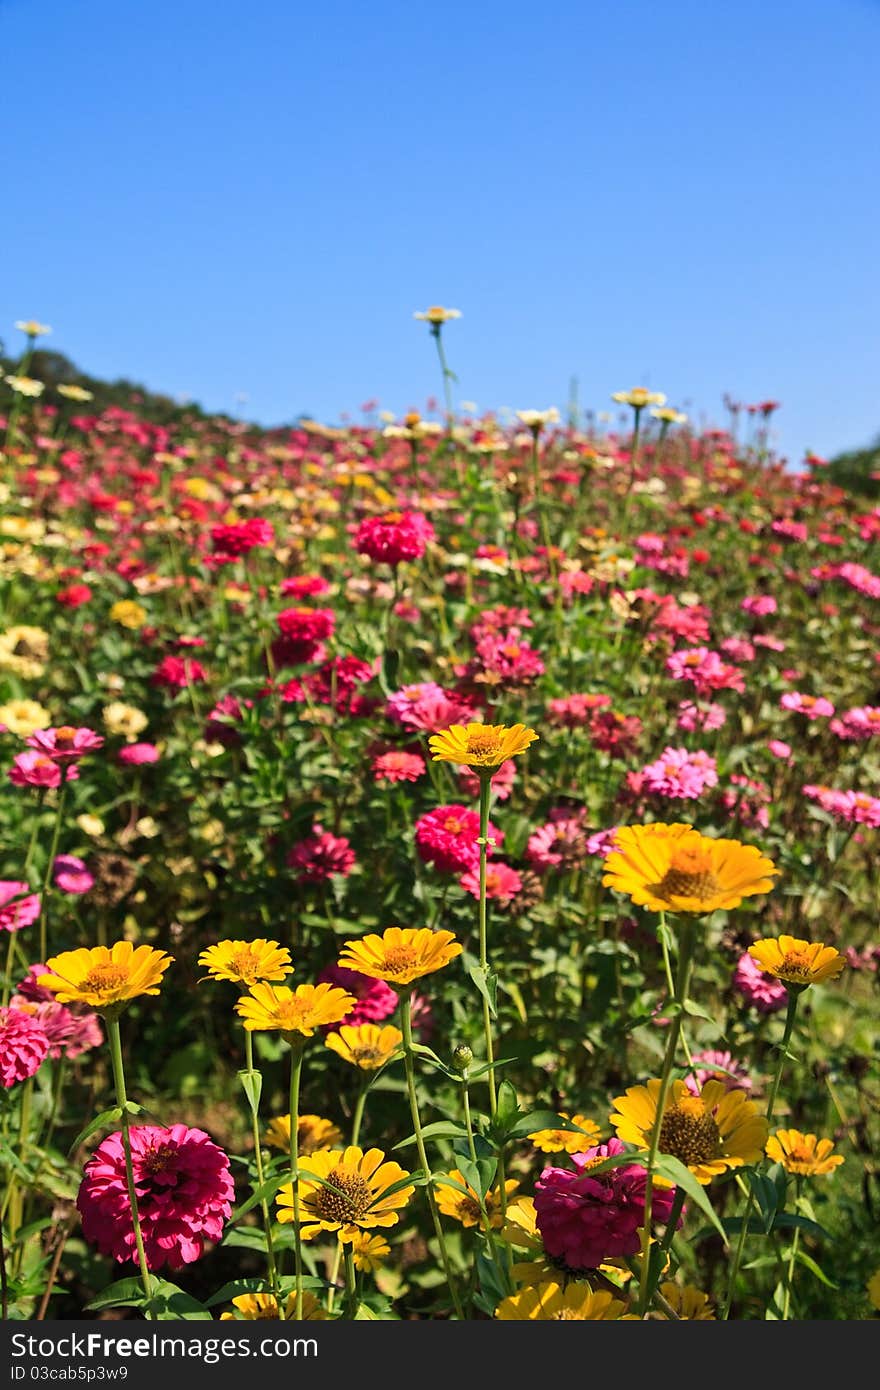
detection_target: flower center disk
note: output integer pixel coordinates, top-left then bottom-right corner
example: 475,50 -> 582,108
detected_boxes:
659,1099 -> 722,1165
313,1169 -> 373,1223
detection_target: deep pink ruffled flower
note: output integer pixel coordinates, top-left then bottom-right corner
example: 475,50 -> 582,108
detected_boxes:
456,758 -> 516,802
0,881 -> 41,933
676,700 -> 726,733
385,683 -> 479,732
316,963 -> 397,1029
545,693 -> 611,728
355,510 -> 435,566
588,709 -> 643,758
459,861 -> 522,904
732,952 -> 787,1014
10,996 -> 102,1059
151,655 -> 208,689
279,574 -> 330,598
210,518 -> 275,558
0,1006 -> 49,1087
371,750 -> 426,783
534,1138 -> 680,1272
26,726 -> 104,763
640,747 -> 718,800
830,706 -> 880,741
53,855 -> 94,894
16,963 -> 56,1002
8,751 -> 65,789
666,648 -> 745,696
77,1124 -> 234,1270
740,595 -> 777,616
286,826 -> 356,881
117,742 -> 160,765
414,804 -> 501,876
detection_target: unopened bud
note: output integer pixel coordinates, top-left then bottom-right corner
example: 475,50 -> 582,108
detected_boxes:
451,1044 -> 474,1075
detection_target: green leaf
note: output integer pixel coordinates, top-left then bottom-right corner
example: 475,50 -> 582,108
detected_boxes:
393,1121 -> 469,1151
68,1106 -> 124,1156
653,1154 -> 728,1246
494,1080 -> 520,1133
230,1171 -> 291,1223
237,1068 -> 263,1117
85,1276 -> 156,1312
747,1169 -> 780,1232
503,1109 -> 589,1143
464,956 -> 497,1019
150,1281 -> 213,1320
795,1250 -> 838,1288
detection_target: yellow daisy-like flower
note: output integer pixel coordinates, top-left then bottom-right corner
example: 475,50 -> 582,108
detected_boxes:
235,982 -> 354,1038
109,599 -> 148,630
101,702 -> 148,741
265,1113 -> 343,1155
336,926 -> 462,987
610,1079 -> 768,1185
428,721 -> 539,770
516,408 -> 561,431
413,306 -> 461,324
324,1023 -> 403,1070
612,387 -> 667,409
602,822 -> 779,914
277,1145 -> 414,1241
220,1291 -> 325,1320
15,320 -> 51,338
4,375 -> 44,397
348,1231 -> 391,1273
748,936 -> 846,989
199,939 -> 292,988
527,1113 -> 601,1154
495,1282 -> 635,1320
765,1129 -> 845,1177
867,1270 -> 880,1311
0,625 -> 49,680
57,383 -> 94,401
435,1170 -> 522,1230
655,1281 -> 715,1319
38,942 -> 173,1016
0,699 -> 51,737
650,406 -> 687,425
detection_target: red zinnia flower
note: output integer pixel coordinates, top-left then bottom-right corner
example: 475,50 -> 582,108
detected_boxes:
286,826 -> 356,881
0,1006 -> 50,1087
354,510 -> 435,566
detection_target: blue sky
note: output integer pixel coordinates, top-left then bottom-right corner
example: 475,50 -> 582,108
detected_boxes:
2,0 -> 878,464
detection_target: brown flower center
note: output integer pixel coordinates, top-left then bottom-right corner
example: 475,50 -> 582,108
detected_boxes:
79,963 -> 128,995
659,1098 -> 722,1166
654,845 -> 720,901
313,1168 -> 373,1224
352,1045 -> 384,1066
778,949 -> 814,980
143,1144 -> 175,1174
381,945 -> 418,976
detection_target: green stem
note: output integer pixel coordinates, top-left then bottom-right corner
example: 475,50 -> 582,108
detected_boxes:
432,326 -> 455,427
659,912 -> 693,1068
326,1081 -> 368,1314
243,1031 -> 281,1312
401,993 -> 465,1319
38,783 -> 67,965
287,1044 -> 305,1321
107,1016 -> 154,1318
637,918 -> 695,1317
477,774 -> 497,1116
781,1180 -> 801,1320
343,1243 -> 358,1319
719,989 -> 799,1320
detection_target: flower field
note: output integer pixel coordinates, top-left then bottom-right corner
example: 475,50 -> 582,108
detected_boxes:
1,316 -> 878,1322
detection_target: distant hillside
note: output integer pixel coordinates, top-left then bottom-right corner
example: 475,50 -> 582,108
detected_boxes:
826,435 -> 880,501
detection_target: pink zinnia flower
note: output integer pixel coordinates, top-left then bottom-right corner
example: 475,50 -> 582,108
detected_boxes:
10,996 -> 102,1060
545,693 -> 611,728
720,637 -> 756,663
732,952 -> 787,1014
780,692 -> 835,719
534,1138 -> 680,1272
640,747 -> 718,799
286,826 -> 356,881
666,648 -> 745,696
588,709 -> 643,758
741,595 -> 777,617
830,707 -> 880,741
316,963 -> 397,1029
53,855 -> 94,894
584,827 -> 620,858
355,510 -> 435,566
719,774 -> 771,829
0,1006 -> 49,1087
753,634 -> 786,651
456,758 -> 517,802
77,1124 -> 234,1270
151,655 -> 208,689
117,743 -> 160,765
767,740 -> 792,760
0,881 -> 41,933
386,683 -> 479,732
26,726 -> 104,763
676,700 -> 726,733
459,861 -> 522,904
279,574 -> 330,598
371,750 -> 426,784
414,804 -> 501,876
210,518 -> 274,558
205,695 -> 253,746
685,1049 -> 752,1096
526,816 -> 588,873
16,963 -> 56,1002
8,751 -> 65,789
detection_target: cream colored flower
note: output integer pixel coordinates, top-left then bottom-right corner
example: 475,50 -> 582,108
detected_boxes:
57,384 -> 94,401
516,408 -> 560,431
0,699 -> 51,737
0,625 -> 49,678
76,814 -> 105,838
612,387 -> 666,409
4,376 -> 44,397
15,321 -> 51,338
102,702 -> 148,741
413,306 -> 461,324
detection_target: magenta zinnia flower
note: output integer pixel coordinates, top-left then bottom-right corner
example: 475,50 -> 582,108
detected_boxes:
685,1049 -> 752,1096
0,1006 -> 49,1087
414,804 -> 501,876
355,510 -> 435,566
640,746 -> 718,800
26,726 -> 105,763
459,861 -> 522,904
286,825 -> 356,881
10,996 -> 103,1059
534,1138 -> 680,1272
732,952 -> 787,1014
8,751 -> 65,789
316,963 -> 397,1028
77,1124 -> 234,1270
53,855 -> 94,894
0,881 -> 41,933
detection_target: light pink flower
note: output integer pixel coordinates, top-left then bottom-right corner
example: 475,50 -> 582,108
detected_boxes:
640,747 -> 718,800
459,861 -> 522,904
732,952 -> 786,1014
780,692 -> 835,719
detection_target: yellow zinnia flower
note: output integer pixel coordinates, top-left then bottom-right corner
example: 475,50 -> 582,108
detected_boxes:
612,387 -> 666,409
436,1170 -> 522,1230
748,936 -> 846,989
4,375 -> 44,397
324,1023 -> 403,1070
109,599 -> 148,630
413,306 -> 461,325
102,702 -> 148,741
428,721 -> 539,770
655,1281 -> 715,1319
336,926 -> 462,987
868,1270 -> 880,1311
610,1079 -> 768,1185
0,625 -> 49,679
265,1113 -> 343,1155
495,1282 -> 635,1320
349,1231 -> 390,1272
765,1129 -> 845,1177
650,406 -> 687,425
220,1291 -> 325,1320
527,1114 -> 601,1154
57,384 -> 94,401
602,822 -> 779,914
199,939 -> 292,988
277,1144 -> 414,1240
0,699 -> 51,737
236,982 -> 355,1038
39,942 -> 173,1016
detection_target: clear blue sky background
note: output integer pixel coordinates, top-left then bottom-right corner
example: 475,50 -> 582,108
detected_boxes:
2,0 -> 878,464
